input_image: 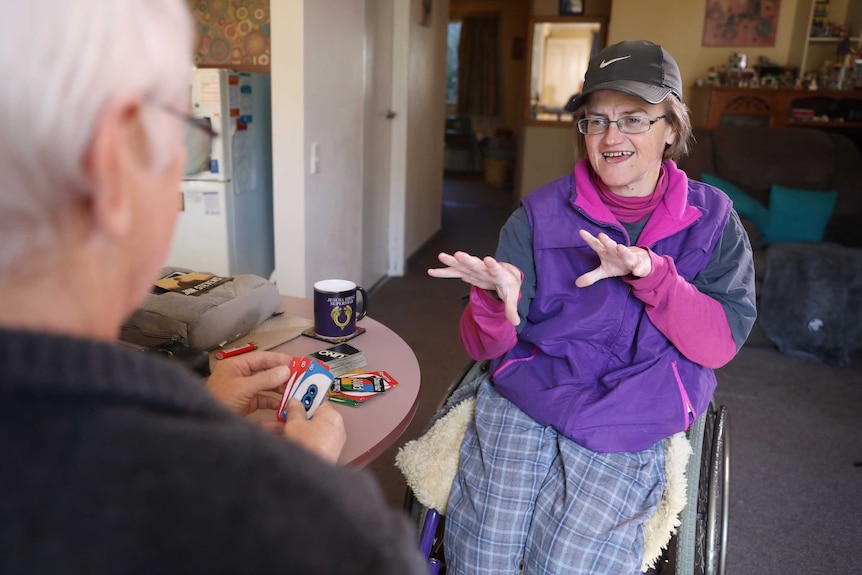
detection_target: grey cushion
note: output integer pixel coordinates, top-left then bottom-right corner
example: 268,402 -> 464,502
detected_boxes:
120,268 -> 280,351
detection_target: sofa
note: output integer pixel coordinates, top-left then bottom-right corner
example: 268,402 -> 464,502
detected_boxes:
677,126 -> 862,364
678,126 -> 862,267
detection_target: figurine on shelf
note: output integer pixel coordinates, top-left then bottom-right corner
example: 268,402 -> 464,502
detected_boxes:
707,66 -> 721,85
726,52 -> 748,87
837,28 -> 856,75
836,25 -> 852,55
781,70 -> 798,89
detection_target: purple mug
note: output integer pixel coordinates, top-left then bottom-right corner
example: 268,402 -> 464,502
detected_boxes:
313,279 -> 368,338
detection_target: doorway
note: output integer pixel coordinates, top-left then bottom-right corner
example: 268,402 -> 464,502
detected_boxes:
443,0 -> 529,222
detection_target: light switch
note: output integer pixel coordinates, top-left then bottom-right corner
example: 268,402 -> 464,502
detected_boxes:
310,143 -> 321,174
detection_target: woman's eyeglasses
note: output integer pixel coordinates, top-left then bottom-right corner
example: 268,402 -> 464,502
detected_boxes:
149,101 -> 219,175
577,115 -> 667,135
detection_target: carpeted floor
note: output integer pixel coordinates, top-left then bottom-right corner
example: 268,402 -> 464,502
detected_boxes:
713,345 -> 862,574
364,172 -> 862,574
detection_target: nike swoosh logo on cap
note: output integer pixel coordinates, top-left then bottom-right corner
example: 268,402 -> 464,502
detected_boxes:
599,55 -> 631,68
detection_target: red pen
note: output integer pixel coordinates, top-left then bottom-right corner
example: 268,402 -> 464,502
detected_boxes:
215,342 -> 258,360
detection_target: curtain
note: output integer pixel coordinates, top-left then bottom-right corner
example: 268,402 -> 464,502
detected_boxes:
457,15 -> 501,117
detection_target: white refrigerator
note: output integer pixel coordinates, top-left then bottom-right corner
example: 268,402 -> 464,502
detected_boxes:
165,68 -> 275,279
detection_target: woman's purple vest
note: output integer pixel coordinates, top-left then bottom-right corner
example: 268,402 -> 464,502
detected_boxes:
490,163 -> 732,452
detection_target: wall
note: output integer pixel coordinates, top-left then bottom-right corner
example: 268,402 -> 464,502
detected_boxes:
518,0 -> 811,197
303,2 -> 366,286
609,0 -> 804,90
271,1 -> 365,296
404,0 -> 452,260
271,3 -> 306,296
271,0 -> 450,295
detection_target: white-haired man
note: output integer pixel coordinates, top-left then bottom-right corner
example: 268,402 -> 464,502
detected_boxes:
0,1 -> 425,573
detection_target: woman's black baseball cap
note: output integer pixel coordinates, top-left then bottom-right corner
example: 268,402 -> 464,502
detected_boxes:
564,40 -> 682,112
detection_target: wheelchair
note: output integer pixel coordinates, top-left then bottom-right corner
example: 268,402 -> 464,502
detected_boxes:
402,360 -> 730,575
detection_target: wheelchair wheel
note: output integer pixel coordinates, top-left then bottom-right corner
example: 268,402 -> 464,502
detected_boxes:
652,403 -> 729,575
699,405 -> 729,575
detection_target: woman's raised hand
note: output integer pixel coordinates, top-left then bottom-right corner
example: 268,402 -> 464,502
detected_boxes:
428,251 -> 522,326
576,230 -> 652,287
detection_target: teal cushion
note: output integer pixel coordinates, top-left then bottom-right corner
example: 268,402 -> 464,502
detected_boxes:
764,185 -> 837,243
701,173 -> 771,234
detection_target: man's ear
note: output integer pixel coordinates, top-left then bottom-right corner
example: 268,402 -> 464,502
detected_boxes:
83,96 -> 145,240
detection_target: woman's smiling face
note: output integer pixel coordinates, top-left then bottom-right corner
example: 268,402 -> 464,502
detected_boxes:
583,90 -> 676,197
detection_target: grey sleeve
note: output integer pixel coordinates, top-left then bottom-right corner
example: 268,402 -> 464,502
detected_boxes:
495,207 -> 536,333
692,209 -> 758,350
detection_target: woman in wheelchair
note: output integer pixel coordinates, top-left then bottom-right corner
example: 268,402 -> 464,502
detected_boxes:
427,40 -> 756,575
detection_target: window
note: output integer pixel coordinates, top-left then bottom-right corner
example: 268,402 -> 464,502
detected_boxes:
446,21 -> 462,103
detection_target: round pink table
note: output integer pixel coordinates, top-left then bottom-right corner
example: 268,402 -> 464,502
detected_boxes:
269,296 -> 420,467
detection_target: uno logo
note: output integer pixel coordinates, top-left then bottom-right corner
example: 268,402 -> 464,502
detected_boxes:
317,350 -> 347,359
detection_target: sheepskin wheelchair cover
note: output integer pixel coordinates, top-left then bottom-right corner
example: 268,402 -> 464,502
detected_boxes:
396,387 -> 693,572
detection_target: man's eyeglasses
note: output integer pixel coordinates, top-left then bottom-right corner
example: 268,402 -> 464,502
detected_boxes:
577,115 -> 667,136
150,102 -> 219,175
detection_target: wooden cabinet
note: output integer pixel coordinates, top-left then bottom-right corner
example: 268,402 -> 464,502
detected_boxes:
689,85 -> 862,129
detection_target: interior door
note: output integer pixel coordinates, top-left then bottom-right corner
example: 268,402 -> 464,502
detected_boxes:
362,0 -> 395,290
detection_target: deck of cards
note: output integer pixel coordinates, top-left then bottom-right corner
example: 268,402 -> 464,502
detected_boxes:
277,356 -> 334,420
276,343 -> 395,416
306,343 -> 367,377
327,370 -> 399,407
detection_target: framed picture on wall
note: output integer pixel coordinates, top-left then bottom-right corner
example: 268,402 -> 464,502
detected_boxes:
559,0 -> 584,15
702,0 -> 781,47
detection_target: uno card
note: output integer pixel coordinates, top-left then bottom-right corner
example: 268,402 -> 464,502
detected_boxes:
327,395 -> 363,407
286,360 -> 334,419
375,370 -> 399,388
327,370 -> 400,406
277,356 -> 313,421
333,373 -> 386,393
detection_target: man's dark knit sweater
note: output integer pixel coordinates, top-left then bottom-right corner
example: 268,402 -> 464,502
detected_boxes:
0,328 -> 425,574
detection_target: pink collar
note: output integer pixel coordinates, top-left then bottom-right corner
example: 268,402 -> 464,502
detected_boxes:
572,159 -> 703,246
592,166 -> 668,223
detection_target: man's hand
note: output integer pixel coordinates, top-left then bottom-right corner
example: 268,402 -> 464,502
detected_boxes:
428,251 -> 522,326
206,351 -> 345,464
206,350 -> 292,416
280,399 -> 346,464
576,230 -> 652,288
